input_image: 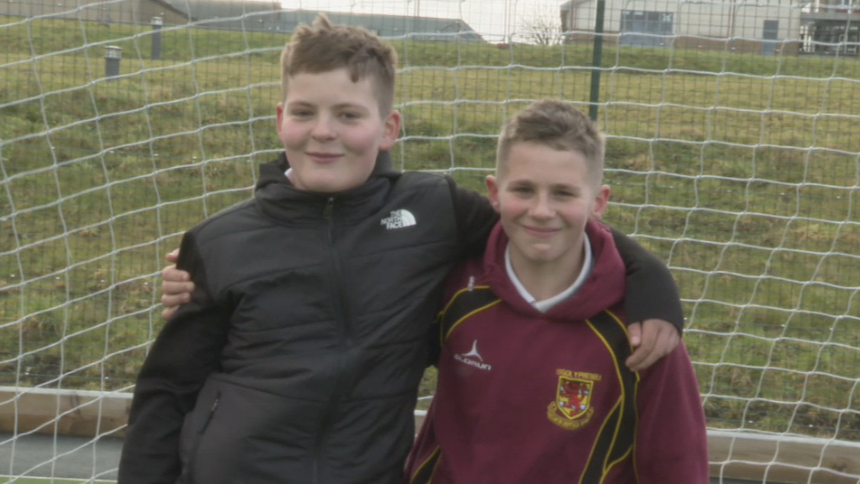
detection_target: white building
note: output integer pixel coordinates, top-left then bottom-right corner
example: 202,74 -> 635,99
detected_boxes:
561,0 -> 804,55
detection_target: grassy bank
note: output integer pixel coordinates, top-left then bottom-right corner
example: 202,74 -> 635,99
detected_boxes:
2,14 -> 859,440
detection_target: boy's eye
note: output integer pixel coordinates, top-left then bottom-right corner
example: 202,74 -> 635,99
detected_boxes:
291,110 -> 313,117
512,186 -> 533,194
340,112 -> 361,120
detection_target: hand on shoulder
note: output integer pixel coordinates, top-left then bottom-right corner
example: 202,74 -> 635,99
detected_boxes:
161,249 -> 194,320
625,319 -> 680,372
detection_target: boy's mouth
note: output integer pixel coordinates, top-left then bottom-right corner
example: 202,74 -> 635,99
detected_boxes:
522,225 -> 560,238
306,151 -> 342,163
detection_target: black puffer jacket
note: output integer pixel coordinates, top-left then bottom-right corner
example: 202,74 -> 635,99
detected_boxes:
118,151 -> 497,484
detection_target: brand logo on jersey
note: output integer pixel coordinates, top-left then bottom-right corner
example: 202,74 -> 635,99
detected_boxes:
547,369 -> 600,429
453,340 -> 492,371
380,209 -> 416,229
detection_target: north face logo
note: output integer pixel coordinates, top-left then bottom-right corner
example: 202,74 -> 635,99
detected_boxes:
381,209 -> 416,229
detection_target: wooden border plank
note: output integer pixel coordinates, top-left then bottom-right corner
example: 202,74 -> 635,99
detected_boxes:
0,387 -> 130,438
0,388 -> 858,483
709,430 -> 860,484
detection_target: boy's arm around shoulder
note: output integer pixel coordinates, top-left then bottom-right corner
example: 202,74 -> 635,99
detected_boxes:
118,231 -> 230,484
445,177 -> 499,258
634,342 -> 709,484
609,226 -> 683,332
609,226 -> 683,371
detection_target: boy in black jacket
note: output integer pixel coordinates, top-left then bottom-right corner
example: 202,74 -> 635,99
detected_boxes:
122,15 -> 683,484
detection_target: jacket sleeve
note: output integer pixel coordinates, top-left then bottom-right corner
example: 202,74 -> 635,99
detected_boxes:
634,341 -> 709,484
609,226 -> 684,333
446,177 -> 499,259
118,231 -> 230,484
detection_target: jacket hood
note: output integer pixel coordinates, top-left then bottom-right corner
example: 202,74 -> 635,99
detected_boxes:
480,220 -> 626,321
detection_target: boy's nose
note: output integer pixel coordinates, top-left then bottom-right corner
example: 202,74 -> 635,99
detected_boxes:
529,195 -> 554,219
311,117 -> 336,140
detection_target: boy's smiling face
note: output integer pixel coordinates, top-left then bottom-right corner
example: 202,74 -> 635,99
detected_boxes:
487,141 -> 610,271
276,68 -> 400,193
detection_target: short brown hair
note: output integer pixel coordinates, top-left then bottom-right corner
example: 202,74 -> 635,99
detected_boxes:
280,14 -> 397,114
496,99 -> 605,186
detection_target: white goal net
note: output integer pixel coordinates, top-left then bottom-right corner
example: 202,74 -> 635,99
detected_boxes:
1,0 -> 859,482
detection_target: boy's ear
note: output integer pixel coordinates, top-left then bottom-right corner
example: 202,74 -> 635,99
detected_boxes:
379,110 -> 402,151
590,184 -> 611,220
276,103 -> 285,136
486,175 -> 501,213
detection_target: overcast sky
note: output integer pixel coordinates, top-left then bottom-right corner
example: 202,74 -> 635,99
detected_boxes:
288,0 -> 564,42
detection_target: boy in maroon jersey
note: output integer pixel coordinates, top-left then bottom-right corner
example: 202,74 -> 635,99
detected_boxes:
405,100 -> 708,484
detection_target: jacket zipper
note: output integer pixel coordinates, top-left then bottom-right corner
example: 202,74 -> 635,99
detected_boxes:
313,197 -> 353,484
187,392 -> 220,483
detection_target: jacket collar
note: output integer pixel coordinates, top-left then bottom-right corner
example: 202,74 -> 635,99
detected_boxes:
254,150 -> 401,224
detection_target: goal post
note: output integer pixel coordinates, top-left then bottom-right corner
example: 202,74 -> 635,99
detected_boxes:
1,0 -> 859,482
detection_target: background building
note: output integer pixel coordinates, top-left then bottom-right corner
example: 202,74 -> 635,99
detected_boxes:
0,0 -> 191,24
561,0 -> 805,55
0,0 -> 482,42
801,0 -> 860,55
167,0 -> 482,41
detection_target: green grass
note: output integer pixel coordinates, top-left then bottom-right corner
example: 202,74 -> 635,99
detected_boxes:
1,14 -> 860,441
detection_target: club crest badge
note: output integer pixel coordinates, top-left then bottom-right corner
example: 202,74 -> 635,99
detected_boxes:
547,369 -> 599,430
